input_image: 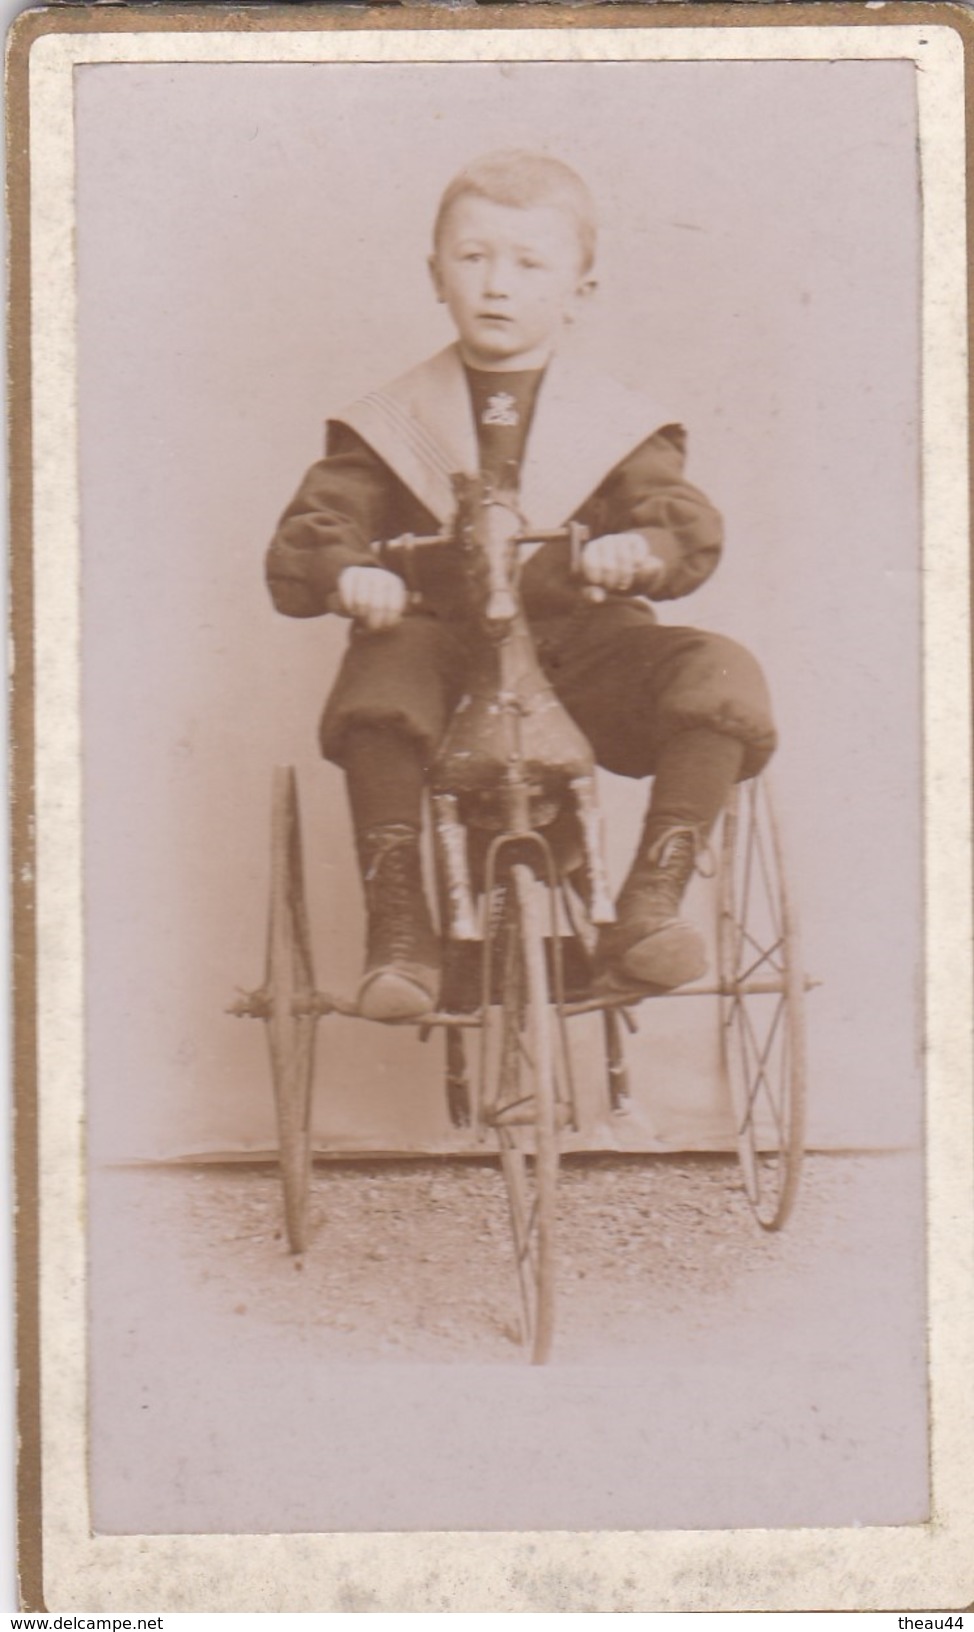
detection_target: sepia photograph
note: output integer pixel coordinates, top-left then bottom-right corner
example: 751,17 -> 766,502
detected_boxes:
12,7 -> 974,1611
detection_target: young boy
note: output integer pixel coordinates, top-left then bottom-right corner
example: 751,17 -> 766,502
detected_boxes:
266,151 -> 776,1022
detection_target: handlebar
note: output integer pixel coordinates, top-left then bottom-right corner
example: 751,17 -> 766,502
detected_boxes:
326,520 -> 659,617
327,519 -> 592,617
376,521 -> 590,559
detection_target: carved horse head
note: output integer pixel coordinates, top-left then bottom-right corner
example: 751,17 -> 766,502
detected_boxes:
451,472 -> 525,639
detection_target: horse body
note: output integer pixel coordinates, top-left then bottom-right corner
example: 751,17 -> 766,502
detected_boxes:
428,474 -> 614,937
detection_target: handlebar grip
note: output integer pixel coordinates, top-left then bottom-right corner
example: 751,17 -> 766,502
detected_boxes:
565,521 -> 605,601
567,521 -> 608,603
571,529 -> 664,603
567,520 -> 589,575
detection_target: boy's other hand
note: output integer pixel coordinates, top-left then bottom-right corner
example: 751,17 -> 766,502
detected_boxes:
581,532 -> 665,594
338,565 -> 408,630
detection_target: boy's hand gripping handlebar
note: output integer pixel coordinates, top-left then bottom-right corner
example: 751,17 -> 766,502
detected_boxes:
573,531 -> 666,602
325,518 -> 661,620
326,519 -> 592,619
325,529 -> 457,620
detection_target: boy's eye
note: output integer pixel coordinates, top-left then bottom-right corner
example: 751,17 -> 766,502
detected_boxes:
519,258 -> 544,271
460,251 -> 485,263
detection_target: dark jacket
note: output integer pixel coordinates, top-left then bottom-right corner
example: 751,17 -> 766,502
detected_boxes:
266,421 -> 723,628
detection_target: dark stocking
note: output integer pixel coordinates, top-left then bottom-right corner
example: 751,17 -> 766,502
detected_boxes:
647,728 -> 745,836
343,725 -> 426,843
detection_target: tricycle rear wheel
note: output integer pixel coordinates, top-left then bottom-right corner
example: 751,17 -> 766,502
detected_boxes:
718,774 -> 807,1230
264,766 -> 318,1254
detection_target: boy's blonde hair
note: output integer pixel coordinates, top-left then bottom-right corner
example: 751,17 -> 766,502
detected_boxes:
433,151 -> 598,273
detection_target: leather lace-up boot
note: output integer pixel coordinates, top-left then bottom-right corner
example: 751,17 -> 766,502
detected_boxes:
356,823 -> 441,1021
598,822 -> 707,991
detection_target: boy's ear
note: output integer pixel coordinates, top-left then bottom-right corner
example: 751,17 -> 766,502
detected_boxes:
428,254 -> 446,304
564,274 -> 597,326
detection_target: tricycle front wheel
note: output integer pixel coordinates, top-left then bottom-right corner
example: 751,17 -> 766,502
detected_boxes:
483,863 -> 561,1363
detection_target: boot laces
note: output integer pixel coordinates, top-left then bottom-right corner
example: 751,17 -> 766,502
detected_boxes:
364,824 -> 428,962
645,823 -> 711,878
364,822 -> 418,885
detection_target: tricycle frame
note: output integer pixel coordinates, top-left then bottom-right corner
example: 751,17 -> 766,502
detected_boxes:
232,760 -> 811,1359
233,477 -> 811,1358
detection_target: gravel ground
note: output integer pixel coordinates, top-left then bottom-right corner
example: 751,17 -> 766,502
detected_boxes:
90,1151 -> 929,1535
170,1154 -> 830,1362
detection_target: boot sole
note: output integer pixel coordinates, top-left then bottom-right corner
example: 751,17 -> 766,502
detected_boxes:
357,969 -> 439,1023
604,922 -> 708,992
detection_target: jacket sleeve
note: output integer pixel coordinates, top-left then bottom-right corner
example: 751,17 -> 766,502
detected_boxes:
265,425 -> 394,618
520,424 -> 723,620
587,424 -> 723,601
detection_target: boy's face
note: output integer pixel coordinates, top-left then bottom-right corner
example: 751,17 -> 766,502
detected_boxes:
430,195 -> 594,371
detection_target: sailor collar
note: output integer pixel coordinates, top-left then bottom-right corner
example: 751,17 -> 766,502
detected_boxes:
329,342 -> 678,533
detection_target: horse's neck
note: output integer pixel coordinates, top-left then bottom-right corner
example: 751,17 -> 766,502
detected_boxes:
469,615 -> 552,708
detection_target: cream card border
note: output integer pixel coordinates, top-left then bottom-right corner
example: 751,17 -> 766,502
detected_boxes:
21,12 -> 974,1610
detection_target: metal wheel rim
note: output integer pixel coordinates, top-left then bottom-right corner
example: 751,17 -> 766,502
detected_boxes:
485,864 -> 560,1363
265,766 -> 318,1254
717,774 -> 807,1230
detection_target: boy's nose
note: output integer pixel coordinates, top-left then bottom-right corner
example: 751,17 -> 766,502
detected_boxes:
483,258 -> 514,297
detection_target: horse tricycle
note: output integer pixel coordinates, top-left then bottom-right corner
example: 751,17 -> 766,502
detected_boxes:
232,476 -> 809,1363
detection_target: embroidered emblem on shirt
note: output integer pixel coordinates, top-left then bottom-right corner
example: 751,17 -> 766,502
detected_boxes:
481,392 -> 520,428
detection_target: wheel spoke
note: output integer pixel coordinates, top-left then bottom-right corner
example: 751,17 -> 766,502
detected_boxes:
500,1143 -> 526,1226
734,930 -> 786,985
718,774 -> 807,1231
265,769 -> 318,1256
753,821 -> 784,945
736,800 -> 757,955
733,1000 -> 761,1136
517,1193 -> 541,1273
492,1093 -> 536,1124
485,865 -> 559,1362
498,1143 -> 542,1334
516,1033 -> 536,1073
739,997 -> 786,1143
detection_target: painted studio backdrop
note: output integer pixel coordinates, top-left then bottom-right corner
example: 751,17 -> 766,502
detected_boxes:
76,58 -> 923,1164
